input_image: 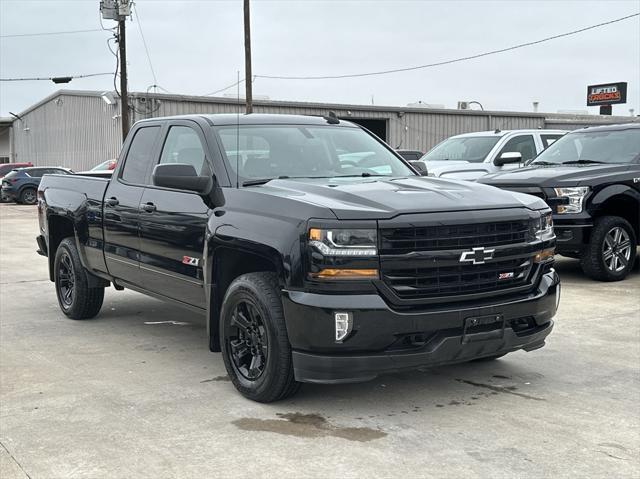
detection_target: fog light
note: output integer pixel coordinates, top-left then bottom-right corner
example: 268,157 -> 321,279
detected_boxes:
334,312 -> 352,342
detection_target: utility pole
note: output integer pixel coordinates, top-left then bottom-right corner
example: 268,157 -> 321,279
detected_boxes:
243,0 -> 253,114
101,0 -> 131,142
118,18 -> 130,141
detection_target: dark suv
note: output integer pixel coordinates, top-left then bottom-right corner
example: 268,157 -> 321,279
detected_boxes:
2,167 -> 71,204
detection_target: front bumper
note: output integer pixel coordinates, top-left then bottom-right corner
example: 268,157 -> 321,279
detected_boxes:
283,271 -> 559,384
554,222 -> 592,253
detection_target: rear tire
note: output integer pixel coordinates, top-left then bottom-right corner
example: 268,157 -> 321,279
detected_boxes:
580,216 -> 636,281
220,272 -> 300,402
19,187 -> 37,205
54,238 -> 104,319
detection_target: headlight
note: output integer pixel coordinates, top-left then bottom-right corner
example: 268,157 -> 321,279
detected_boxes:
532,210 -> 554,241
309,228 -> 377,256
554,187 -> 589,214
308,228 -> 378,280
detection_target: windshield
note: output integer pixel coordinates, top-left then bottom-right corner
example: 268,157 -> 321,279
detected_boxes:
216,125 -> 414,184
531,128 -> 640,165
421,136 -> 500,163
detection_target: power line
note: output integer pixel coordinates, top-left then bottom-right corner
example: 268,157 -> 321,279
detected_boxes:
132,3 -> 158,86
256,13 -> 640,80
0,73 -> 112,82
204,78 -> 245,96
0,28 -> 104,38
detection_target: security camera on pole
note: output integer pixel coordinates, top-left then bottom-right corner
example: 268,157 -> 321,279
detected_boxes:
100,0 -> 132,142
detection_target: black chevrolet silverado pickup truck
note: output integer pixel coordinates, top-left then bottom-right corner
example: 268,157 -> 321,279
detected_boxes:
480,123 -> 640,282
37,114 -> 559,402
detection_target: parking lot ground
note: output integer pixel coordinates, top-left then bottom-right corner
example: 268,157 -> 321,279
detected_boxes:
1,202 -> 639,479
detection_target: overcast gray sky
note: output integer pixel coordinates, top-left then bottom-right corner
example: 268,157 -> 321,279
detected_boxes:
1,0 -> 639,117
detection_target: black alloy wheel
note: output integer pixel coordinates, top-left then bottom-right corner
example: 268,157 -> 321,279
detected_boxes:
227,300 -> 269,381
53,237 -> 105,319
219,272 -> 300,402
57,250 -> 75,309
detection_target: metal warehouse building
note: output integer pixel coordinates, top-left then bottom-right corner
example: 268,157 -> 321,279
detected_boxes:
4,89 -> 639,172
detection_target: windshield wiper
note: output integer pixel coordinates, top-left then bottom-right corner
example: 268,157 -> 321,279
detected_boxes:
242,176 -> 290,186
561,159 -> 605,165
531,161 -> 558,166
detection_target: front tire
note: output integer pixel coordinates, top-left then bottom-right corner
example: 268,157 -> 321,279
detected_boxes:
580,216 -> 637,281
19,187 -> 37,205
220,272 -> 300,402
54,238 -> 104,319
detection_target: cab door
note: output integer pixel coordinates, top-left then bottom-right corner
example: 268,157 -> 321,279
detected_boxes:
103,125 -> 162,283
137,121 -> 213,309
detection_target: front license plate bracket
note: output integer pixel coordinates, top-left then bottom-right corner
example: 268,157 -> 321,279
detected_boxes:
462,314 -> 505,343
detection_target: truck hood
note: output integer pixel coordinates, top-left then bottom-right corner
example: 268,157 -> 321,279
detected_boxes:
425,160 -> 493,180
479,164 -> 633,188
251,176 -> 546,219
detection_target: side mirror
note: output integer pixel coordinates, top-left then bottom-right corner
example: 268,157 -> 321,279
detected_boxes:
494,151 -> 522,166
409,160 -> 429,176
152,163 -> 213,194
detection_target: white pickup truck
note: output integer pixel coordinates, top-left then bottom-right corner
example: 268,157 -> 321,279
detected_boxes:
414,129 -> 566,180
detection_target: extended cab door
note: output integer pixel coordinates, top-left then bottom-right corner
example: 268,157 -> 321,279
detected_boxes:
137,121 -> 216,309
103,124 -> 162,283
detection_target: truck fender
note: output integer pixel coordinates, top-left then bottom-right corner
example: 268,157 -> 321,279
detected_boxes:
590,184 -> 640,211
43,188 -> 108,287
203,221 -> 299,352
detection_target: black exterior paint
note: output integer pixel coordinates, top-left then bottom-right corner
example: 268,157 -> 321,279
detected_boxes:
480,125 -> 640,255
37,114 -> 558,383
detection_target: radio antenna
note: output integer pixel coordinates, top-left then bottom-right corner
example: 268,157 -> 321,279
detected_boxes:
236,70 -> 240,188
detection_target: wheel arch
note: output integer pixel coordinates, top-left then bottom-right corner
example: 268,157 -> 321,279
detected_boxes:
592,188 -> 640,243
47,215 -> 76,281
206,244 -> 285,352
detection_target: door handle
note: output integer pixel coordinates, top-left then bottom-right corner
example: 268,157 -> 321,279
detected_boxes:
141,202 -> 156,213
106,197 -> 119,207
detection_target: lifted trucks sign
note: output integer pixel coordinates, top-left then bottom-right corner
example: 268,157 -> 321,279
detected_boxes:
587,82 -> 627,106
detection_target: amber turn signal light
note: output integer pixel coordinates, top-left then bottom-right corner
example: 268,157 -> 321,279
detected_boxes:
310,268 -> 379,279
533,248 -> 555,263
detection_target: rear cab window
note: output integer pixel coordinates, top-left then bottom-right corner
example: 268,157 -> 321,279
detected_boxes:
541,134 -> 563,149
120,126 -> 162,185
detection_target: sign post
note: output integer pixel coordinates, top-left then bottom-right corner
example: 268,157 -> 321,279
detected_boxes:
587,82 -> 627,115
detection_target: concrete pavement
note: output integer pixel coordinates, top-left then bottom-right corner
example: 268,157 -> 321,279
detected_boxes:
1,203 -> 639,478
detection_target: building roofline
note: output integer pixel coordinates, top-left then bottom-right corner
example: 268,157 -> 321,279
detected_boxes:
14,89 -> 640,123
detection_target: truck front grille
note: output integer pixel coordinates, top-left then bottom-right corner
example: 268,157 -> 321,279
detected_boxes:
381,257 -> 533,300
378,217 -> 538,302
379,220 -> 531,255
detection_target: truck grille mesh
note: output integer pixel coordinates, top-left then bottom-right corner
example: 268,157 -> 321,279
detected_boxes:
379,220 -> 531,255
379,220 -> 535,301
382,257 -> 533,299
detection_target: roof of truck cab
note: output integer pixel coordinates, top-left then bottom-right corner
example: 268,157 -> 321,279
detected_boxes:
449,129 -> 567,139
568,123 -> 640,133
137,113 -> 360,127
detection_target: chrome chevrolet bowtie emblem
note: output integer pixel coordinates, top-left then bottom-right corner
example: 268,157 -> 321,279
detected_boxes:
459,247 -> 495,265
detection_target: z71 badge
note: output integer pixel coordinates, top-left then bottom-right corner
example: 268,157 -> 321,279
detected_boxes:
182,256 -> 200,266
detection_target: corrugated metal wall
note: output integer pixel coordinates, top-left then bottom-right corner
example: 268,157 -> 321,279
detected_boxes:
131,95 -> 547,152
11,91 -> 639,172
12,94 -> 121,171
